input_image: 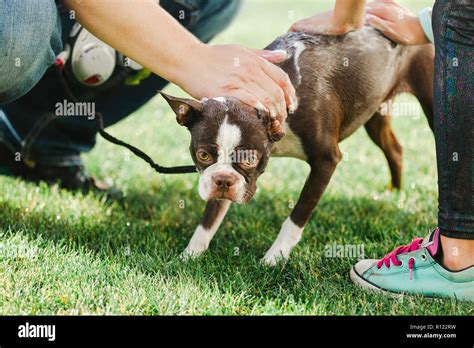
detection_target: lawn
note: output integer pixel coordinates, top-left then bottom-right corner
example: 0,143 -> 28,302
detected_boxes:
1,0 -> 471,315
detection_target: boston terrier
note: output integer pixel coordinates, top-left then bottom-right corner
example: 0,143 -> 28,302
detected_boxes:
161,27 -> 434,265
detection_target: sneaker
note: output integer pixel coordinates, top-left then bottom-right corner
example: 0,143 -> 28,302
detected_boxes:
0,142 -> 122,198
350,228 -> 474,301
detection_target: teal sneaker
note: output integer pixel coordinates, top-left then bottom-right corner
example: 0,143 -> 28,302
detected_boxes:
350,229 -> 474,301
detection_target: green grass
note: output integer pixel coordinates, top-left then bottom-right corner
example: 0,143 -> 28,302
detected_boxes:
2,0 -> 471,315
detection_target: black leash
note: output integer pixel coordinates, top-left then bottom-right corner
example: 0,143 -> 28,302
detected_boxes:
55,67 -> 197,174
94,112 -> 196,174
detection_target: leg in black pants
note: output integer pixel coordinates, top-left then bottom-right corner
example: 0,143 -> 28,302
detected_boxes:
433,0 -> 474,239
351,0 -> 473,300
432,0 -> 474,272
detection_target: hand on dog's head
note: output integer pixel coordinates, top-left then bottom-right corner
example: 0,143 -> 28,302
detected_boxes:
160,92 -> 285,141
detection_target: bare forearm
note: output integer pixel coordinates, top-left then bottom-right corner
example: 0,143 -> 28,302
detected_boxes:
62,0 -> 203,87
290,0 -> 367,35
62,0 -> 297,121
333,0 -> 367,29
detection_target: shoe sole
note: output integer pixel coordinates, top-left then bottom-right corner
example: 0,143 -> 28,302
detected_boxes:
349,267 -> 403,299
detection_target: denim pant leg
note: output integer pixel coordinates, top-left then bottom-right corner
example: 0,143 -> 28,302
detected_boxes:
0,0 -> 62,104
0,0 -> 241,166
0,0 -> 62,154
432,0 -> 474,239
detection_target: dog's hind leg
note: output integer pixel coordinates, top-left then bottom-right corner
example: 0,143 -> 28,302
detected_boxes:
406,46 -> 435,131
364,112 -> 403,190
181,199 -> 231,259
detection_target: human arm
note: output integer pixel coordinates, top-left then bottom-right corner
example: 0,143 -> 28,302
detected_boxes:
62,0 -> 297,121
290,0 -> 367,35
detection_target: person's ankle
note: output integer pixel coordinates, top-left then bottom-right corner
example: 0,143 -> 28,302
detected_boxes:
439,234 -> 474,271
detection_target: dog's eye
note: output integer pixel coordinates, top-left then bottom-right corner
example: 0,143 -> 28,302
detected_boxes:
197,151 -> 211,162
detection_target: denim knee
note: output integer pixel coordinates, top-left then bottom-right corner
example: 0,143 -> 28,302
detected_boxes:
0,0 -> 62,104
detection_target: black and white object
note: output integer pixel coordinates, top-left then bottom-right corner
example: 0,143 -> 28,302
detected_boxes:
55,23 -> 143,87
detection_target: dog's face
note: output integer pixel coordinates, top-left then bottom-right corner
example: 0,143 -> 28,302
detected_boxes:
161,93 -> 285,204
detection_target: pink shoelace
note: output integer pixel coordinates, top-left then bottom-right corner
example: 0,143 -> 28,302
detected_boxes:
377,237 -> 424,280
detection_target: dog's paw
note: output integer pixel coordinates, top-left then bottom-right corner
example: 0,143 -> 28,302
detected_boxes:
179,232 -> 211,261
261,249 -> 288,266
179,248 -> 203,261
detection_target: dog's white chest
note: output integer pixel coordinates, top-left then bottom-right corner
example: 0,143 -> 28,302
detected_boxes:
270,124 -> 306,160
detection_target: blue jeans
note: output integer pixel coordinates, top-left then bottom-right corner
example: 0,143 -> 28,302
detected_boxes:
0,0 -> 241,165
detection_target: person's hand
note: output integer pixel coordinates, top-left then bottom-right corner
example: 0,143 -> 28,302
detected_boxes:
177,43 -> 297,125
289,1 -> 367,35
289,10 -> 364,35
366,0 -> 430,45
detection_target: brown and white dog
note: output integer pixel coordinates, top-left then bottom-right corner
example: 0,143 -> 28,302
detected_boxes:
161,27 -> 434,265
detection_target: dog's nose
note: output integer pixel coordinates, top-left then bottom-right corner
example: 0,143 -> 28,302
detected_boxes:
214,174 -> 237,192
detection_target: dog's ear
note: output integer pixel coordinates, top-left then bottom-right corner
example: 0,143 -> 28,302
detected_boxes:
160,92 -> 202,127
256,109 -> 285,142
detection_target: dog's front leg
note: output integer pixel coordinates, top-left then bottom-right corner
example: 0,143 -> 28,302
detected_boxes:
263,149 -> 341,265
182,199 -> 231,259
